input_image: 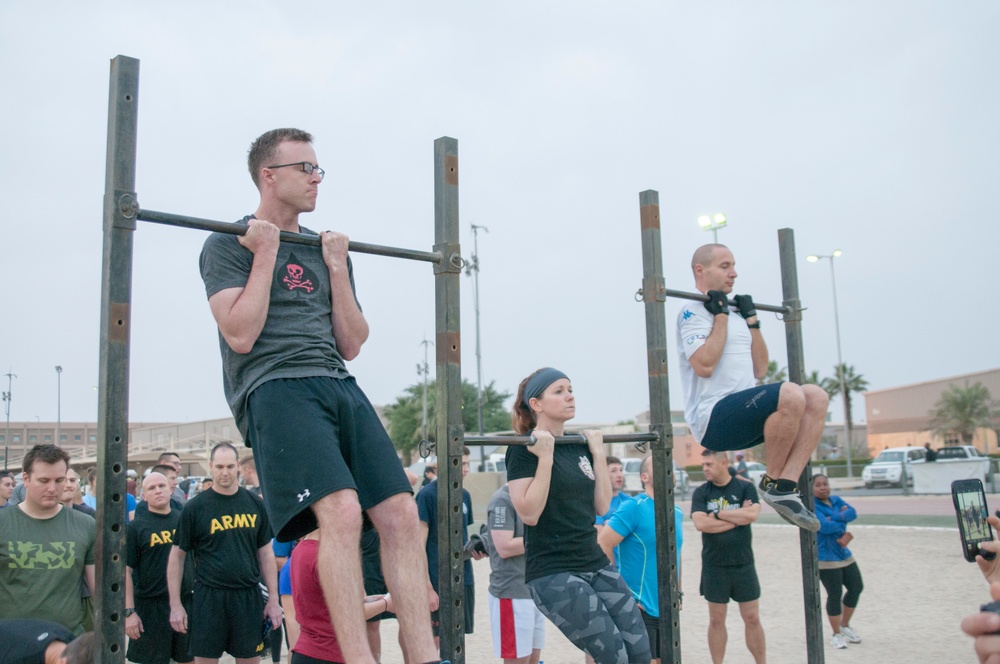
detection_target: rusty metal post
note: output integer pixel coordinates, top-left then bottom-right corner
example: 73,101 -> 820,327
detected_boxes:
638,190 -> 682,663
433,136 -> 466,663
778,228 -> 825,664
96,54 -> 140,663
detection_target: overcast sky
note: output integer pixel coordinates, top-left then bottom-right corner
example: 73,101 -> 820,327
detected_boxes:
2,2 -> 998,431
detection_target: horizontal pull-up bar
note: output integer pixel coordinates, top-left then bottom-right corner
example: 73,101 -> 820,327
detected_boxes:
136,208 -> 443,264
464,432 -> 660,446
421,432 -> 659,459
663,287 -> 789,315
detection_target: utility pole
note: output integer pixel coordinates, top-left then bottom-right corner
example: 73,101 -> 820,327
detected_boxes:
464,224 -> 488,435
2,371 -> 15,471
465,224 -> 488,471
55,365 -> 63,448
417,337 -> 433,442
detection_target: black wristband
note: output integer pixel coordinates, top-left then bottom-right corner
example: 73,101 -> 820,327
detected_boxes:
747,322 -> 760,329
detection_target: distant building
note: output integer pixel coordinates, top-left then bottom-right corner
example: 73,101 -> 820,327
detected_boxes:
864,368 -> 1000,455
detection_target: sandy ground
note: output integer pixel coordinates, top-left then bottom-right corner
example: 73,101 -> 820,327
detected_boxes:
227,494 -> 993,663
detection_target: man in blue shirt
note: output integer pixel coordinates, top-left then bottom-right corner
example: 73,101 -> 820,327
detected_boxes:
599,455 -> 683,664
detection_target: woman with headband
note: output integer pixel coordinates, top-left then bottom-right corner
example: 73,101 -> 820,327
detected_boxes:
505,368 -> 651,664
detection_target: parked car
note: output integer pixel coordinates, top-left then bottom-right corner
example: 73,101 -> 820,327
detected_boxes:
935,445 -> 985,461
862,446 -> 926,488
622,458 -> 689,497
933,445 -> 991,483
744,461 -> 767,486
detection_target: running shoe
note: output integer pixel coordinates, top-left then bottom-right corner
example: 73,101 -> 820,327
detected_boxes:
840,625 -> 862,643
758,475 -> 776,493
760,486 -> 820,532
831,633 -> 848,649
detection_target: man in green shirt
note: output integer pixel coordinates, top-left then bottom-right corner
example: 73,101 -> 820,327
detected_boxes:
0,445 -> 96,634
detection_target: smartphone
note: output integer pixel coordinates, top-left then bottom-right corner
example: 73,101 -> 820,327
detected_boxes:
952,479 -> 997,562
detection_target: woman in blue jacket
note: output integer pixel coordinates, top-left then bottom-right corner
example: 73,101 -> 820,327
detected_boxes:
813,474 -> 864,650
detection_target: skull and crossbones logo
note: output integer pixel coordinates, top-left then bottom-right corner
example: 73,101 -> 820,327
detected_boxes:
283,264 -> 314,292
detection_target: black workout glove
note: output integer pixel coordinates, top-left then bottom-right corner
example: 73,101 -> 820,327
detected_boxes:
704,290 -> 729,316
734,294 -> 757,320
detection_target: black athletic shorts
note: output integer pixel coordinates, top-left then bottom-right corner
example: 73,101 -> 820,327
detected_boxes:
431,585 -> 475,636
700,562 -> 761,604
701,383 -> 783,451
291,653 -> 339,664
640,607 -> 660,660
190,584 -> 265,659
127,594 -> 193,664
247,376 -> 413,542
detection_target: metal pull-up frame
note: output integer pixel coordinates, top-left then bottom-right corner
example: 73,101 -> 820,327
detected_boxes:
97,55 -> 470,663
98,54 -> 822,664
637,190 -> 824,664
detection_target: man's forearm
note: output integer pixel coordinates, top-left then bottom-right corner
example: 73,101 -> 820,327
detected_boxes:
718,506 -> 759,525
213,254 -> 278,353
750,328 -> 769,379
328,271 -> 369,360
166,548 -> 184,608
690,317 -> 728,376
258,548 -> 280,600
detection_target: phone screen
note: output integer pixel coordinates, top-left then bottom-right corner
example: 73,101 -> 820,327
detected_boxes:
953,480 -> 995,562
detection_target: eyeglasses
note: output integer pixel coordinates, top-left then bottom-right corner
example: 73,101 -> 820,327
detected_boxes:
266,161 -> 325,180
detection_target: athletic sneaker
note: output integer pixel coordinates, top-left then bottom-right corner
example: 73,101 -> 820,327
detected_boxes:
840,625 -> 862,643
760,486 -> 820,532
758,475 -> 776,493
831,633 -> 848,649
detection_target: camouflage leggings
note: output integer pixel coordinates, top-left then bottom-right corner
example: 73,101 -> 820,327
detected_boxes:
528,566 -> 651,664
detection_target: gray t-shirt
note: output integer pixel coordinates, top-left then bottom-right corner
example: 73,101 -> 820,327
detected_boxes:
199,217 -> 360,440
486,485 -> 531,600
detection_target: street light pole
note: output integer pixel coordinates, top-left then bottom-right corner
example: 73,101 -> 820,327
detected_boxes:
417,338 -> 433,442
2,371 -> 15,471
697,213 -> 728,243
55,366 -> 62,448
807,250 -> 853,478
464,224 -> 488,436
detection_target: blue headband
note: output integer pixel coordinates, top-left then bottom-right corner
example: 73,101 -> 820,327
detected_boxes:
523,368 -> 569,408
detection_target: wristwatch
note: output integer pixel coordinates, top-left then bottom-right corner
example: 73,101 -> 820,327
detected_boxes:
124,608 -> 136,617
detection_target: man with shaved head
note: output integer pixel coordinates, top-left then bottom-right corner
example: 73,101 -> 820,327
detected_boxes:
125,472 -> 193,664
677,244 -> 828,531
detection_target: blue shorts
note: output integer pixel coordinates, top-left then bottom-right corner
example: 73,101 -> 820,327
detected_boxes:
701,383 -> 783,452
246,376 -> 413,542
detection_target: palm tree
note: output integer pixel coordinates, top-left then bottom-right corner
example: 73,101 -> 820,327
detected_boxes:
757,361 -> 787,386
821,364 -> 869,464
928,381 -> 1000,452
803,370 -> 824,387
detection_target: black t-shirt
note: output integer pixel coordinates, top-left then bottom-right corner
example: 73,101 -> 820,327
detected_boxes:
175,487 -> 272,589
0,619 -> 75,664
691,477 -> 759,567
506,443 -> 608,583
127,507 -> 194,598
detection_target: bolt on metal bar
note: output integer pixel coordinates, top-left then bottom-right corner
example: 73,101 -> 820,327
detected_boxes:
136,208 -> 443,264
662,287 -> 789,315
463,432 -> 659,446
